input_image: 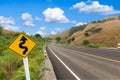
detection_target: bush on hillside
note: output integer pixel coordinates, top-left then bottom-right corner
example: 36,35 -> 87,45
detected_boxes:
55,37 -> 61,42
82,40 -> 100,48
94,28 -> 103,33
87,43 -> 100,48
84,32 -> 89,36
82,39 -> 90,46
67,38 -> 75,44
0,26 -> 3,34
84,27 -> 103,36
91,17 -> 116,23
69,24 -> 87,36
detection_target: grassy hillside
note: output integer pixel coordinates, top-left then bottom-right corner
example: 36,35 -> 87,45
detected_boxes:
0,27 -> 45,80
49,16 -> 120,47
47,25 -> 87,44
69,16 -> 120,47
46,29 -> 70,40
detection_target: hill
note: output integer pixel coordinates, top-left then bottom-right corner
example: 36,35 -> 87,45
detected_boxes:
46,29 -> 70,41
49,16 -> 120,47
69,16 -> 120,47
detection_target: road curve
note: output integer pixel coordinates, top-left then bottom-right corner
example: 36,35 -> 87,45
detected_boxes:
46,44 -> 120,80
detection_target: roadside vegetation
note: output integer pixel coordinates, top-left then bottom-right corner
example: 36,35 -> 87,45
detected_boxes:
69,24 -> 87,36
0,26 -> 46,80
91,16 -> 118,23
54,26 -> 101,48
84,27 -> 103,37
82,39 -> 100,48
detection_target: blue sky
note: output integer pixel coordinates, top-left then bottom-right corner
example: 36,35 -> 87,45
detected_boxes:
0,0 -> 120,36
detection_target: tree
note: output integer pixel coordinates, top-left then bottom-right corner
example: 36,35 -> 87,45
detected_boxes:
69,25 -> 87,36
94,28 -> 103,33
34,34 -> 42,42
55,37 -> 61,42
82,39 -> 90,46
0,26 -> 3,34
34,34 -> 42,39
84,32 -> 89,36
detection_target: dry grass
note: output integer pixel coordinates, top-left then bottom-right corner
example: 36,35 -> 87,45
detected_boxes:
2,29 -> 16,35
46,29 -> 70,39
70,16 -> 120,47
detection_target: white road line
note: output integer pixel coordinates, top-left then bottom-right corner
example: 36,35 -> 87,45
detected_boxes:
48,47 -> 81,80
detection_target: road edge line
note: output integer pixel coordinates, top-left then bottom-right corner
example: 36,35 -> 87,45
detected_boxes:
48,47 -> 81,80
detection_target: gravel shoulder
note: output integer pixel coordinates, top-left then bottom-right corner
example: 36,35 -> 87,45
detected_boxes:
42,48 -> 57,80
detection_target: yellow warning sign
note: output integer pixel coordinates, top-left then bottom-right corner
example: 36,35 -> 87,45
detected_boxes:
8,33 -> 36,58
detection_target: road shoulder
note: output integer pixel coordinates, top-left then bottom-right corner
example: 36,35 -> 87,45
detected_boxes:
42,48 -> 57,80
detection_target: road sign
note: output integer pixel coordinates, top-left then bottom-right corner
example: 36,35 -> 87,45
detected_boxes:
8,33 -> 36,58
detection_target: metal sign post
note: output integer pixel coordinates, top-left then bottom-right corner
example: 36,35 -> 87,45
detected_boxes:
23,57 -> 30,80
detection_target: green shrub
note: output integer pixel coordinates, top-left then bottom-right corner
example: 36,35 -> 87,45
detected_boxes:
85,27 -> 103,36
67,39 -> 71,44
119,16 -> 120,20
87,43 -> 100,48
10,66 -> 25,80
67,38 -> 75,44
0,26 -> 3,34
69,24 -> 87,36
55,37 -> 61,42
0,46 -> 3,55
84,32 -> 89,36
71,38 -> 75,41
10,57 -> 44,80
94,28 -> 103,33
0,67 -> 7,79
82,39 -> 90,46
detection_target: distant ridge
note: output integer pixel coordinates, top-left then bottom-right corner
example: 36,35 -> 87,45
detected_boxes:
47,16 -> 120,47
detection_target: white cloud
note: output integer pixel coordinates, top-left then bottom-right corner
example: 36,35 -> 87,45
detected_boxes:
36,30 -> 46,36
55,28 -> 61,31
26,32 -> 30,35
75,22 -> 87,26
0,16 -> 19,31
0,16 -> 15,25
24,21 -> 35,27
3,25 -> 19,31
71,1 -> 120,15
21,12 -> 32,21
35,16 -> 42,21
40,26 -> 46,30
21,12 -> 35,27
51,30 -> 57,35
36,27 -> 46,36
71,20 -> 77,24
36,30 -> 43,35
43,7 -> 69,23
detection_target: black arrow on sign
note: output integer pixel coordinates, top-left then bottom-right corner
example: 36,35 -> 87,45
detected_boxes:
19,36 -> 28,55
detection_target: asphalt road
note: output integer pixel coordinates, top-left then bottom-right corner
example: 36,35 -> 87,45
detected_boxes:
46,44 -> 120,80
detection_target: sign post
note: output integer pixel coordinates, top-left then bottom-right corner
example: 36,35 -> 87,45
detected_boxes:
23,57 -> 30,80
8,33 -> 36,80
